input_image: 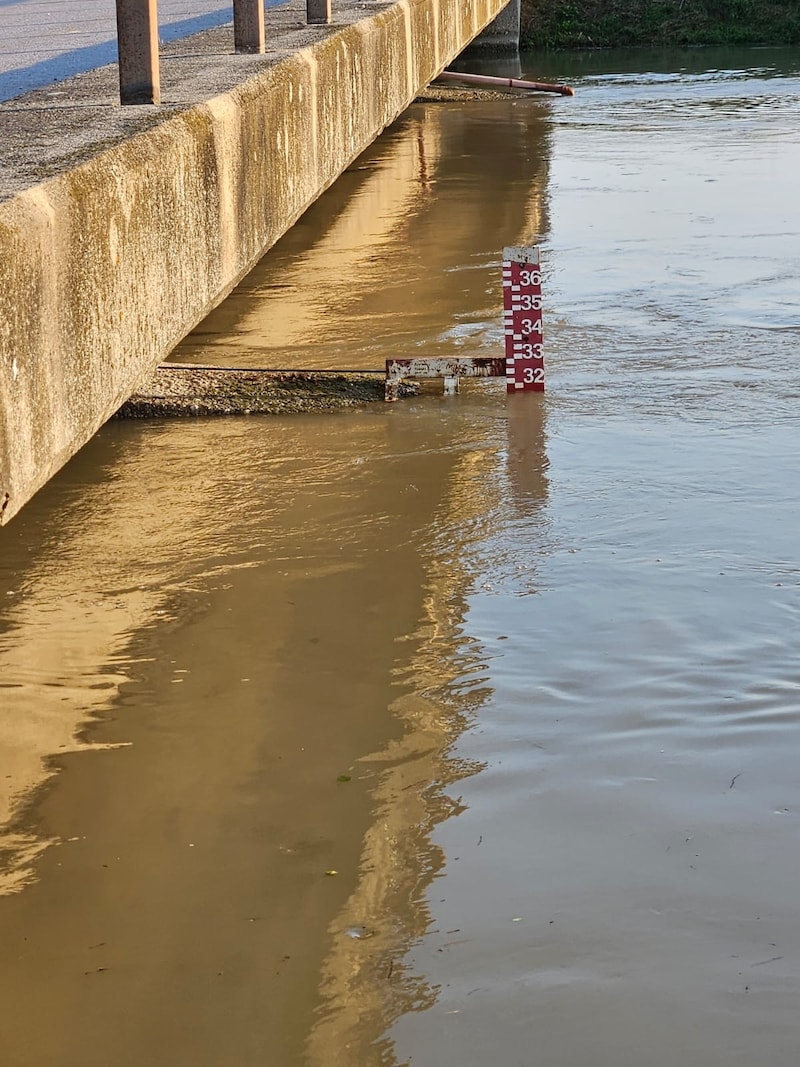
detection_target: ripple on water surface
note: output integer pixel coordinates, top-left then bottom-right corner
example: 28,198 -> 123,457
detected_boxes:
387,51 -> 800,1067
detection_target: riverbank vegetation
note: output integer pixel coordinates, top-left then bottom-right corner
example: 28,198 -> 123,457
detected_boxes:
521,0 -> 800,48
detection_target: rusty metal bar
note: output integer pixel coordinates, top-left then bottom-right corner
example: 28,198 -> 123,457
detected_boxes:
306,0 -> 331,25
437,70 -> 575,97
115,0 -> 160,105
385,356 -> 506,401
234,0 -> 265,53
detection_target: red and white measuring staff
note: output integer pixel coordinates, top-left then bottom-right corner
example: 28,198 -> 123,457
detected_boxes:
503,245 -> 544,393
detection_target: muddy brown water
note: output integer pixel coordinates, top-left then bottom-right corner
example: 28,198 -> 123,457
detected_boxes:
1,46 -> 800,1066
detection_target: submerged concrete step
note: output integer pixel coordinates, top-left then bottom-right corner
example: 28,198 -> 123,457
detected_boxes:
118,364 -> 400,416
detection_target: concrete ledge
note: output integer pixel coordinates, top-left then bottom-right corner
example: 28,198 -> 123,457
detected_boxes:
117,364 -> 406,416
0,0 -> 510,524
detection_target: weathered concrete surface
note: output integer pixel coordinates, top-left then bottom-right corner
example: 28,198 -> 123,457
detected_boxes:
0,0 -> 510,525
467,0 -> 521,54
117,364 -> 412,415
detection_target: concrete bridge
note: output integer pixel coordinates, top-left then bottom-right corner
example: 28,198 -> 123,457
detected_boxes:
0,0 -> 519,525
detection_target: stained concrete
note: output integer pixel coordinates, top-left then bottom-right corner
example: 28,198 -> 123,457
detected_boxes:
462,0 -> 521,55
116,364 -> 403,415
0,0 -> 511,525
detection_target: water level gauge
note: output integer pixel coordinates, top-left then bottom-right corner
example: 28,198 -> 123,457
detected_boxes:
503,246 -> 544,393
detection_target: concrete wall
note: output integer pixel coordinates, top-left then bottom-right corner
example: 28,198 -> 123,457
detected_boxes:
467,0 -> 521,55
0,0 -> 510,525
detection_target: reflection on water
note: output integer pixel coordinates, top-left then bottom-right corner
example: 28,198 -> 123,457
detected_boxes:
527,43 -> 800,81
307,400 -> 541,1067
389,47 -> 800,1067
0,75 -> 556,1061
173,99 -> 550,371
1,42 -> 799,1067
0,404 -> 535,1065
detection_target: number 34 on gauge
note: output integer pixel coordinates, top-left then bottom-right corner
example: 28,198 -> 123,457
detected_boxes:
503,246 -> 545,393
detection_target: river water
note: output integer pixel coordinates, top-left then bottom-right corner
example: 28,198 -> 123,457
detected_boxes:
1,45 -> 799,1066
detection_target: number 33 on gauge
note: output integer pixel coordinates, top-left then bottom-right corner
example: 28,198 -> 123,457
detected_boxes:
503,245 -> 545,393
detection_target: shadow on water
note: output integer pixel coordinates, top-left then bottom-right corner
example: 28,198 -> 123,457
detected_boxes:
522,43 -> 800,82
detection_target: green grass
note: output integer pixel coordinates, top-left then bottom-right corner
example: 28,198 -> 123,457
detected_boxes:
521,0 -> 800,48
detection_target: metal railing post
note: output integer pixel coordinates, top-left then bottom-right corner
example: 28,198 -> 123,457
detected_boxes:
115,0 -> 161,104
306,0 -> 331,25
234,0 -> 266,53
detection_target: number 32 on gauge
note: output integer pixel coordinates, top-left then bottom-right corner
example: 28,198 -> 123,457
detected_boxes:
522,367 -> 544,384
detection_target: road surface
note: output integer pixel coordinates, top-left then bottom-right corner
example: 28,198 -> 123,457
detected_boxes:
0,0 -> 286,102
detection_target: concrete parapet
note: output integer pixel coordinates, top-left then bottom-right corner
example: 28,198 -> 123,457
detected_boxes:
0,0 -> 510,524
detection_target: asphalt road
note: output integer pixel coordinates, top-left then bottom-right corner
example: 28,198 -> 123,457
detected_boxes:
0,0 -> 287,102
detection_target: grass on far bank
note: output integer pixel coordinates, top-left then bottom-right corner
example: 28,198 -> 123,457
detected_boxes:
521,0 -> 800,48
